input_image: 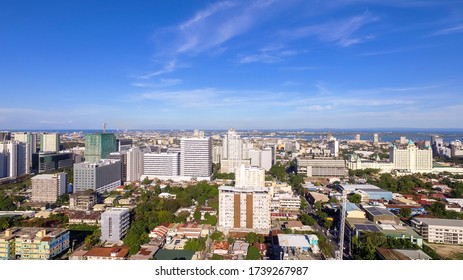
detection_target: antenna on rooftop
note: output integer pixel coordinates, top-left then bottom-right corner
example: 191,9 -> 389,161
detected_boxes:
103,122 -> 107,134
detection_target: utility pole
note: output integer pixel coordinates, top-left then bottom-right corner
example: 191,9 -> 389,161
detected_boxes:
335,189 -> 347,260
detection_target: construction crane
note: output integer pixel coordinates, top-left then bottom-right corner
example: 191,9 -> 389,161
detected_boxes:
335,189 -> 347,260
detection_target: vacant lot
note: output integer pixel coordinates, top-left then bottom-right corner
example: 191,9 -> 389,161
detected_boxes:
426,242 -> 463,259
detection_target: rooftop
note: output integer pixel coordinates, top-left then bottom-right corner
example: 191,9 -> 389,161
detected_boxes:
413,217 -> 463,227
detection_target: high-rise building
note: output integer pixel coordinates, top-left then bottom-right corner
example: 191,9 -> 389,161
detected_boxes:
355,134 -> 361,141
390,141 -> 432,173
13,132 -> 37,172
101,208 -> 130,242
73,159 -> 122,193
126,147 -> 143,182
247,148 -> 273,171
218,186 -> 270,233
373,133 -> 379,145
107,152 -> 128,183
328,140 -> 339,157
0,141 -> 28,179
180,133 -> 212,180
40,133 -> 60,153
84,133 -> 117,163
143,152 -> 180,177
235,165 -> 265,188
32,152 -> 73,174
220,128 -> 245,173
31,172 -> 67,203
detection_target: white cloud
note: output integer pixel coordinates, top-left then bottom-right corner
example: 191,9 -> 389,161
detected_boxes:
433,24 -> 463,35
136,60 -> 179,79
284,12 -> 378,47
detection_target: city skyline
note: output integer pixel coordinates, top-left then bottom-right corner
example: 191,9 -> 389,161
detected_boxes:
1,0 -> 463,129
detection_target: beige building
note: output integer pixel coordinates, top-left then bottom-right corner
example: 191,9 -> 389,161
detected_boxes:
391,141 -> 432,173
411,217 -> 463,244
235,165 -> 265,188
0,227 -> 69,260
69,191 -> 97,211
40,133 -> 60,153
31,172 -> 67,203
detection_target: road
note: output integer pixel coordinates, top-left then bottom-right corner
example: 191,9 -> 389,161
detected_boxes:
303,195 -> 340,259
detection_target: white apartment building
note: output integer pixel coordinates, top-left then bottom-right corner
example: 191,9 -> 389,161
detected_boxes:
73,159 -> 122,193
220,128 -> 246,173
218,185 -> 270,233
126,147 -> 143,182
412,217 -> 463,244
246,148 -> 273,171
180,135 -> 212,180
40,133 -> 60,153
143,152 -> 180,177
13,132 -> 37,170
101,207 -> 130,242
390,141 -> 433,173
31,172 -> 67,203
271,193 -> 301,213
0,141 -> 28,179
235,165 -> 265,188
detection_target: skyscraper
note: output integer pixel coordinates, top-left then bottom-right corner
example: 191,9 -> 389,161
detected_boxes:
220,128 -> 251,173
0,141 -> 28,179
84,133 -> 117,163
13,132 -> 37,172
180,132 -> 212,180
40,133 -> 60,153
126,147 -> 143,182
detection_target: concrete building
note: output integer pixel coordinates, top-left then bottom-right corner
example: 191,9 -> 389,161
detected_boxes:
32,152 -> 73,174
180,134 -> 212,180
143,152 -> 180,177
246,148 -> 273,171
328,140 -> 339,157
84,133 -> 117,163
73,159 -> 122,193
390,141 -> 432,173
107,151 -> 128,183
277,234 -> 319,258
0,140 -> 28,179
221,128 -> 244,173
235,165 -> 265,188
218,185 -> 270,233
373,133 -> 379,145
40,133 -> 60,153
411,217 -> 463,244
13,132 -> 37,170
126,147 -> 143,182
31,172 -> 67,203
296,157 -> 347,177
100,207 -> 130,242
70,191 -> 98,211
0,227 -> 70,260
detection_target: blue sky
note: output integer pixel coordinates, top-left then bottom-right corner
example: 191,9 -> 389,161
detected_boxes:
1,0 -> 463,130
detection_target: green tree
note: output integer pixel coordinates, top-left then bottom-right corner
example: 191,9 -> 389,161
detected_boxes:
211,254 -> 224,260
299,214 -> 316,226
245,246 -> 262,260
324,218 -> 333,229
0,193 -> 16,211
400,208 -> 412,218
348,194 -> 362,204
193,210 -> 201,220
184,238 -> 206,252
210,231 -> 224,241
245,232 -> 259,245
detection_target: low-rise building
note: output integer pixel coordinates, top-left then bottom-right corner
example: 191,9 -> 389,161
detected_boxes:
411,217 -> 463,244
69,191 -> 97,211
83,246 -> 129,260
67,211 -> 101,225
0,227 -> 70,260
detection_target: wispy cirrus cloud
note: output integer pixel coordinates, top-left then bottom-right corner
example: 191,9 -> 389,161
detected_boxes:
131,78 -> 182,88
238,43 -> 301,64
136,60 -> 180,79
432,24 -> 463,35
154,0 -> 290,56
283,12 -> 378,47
